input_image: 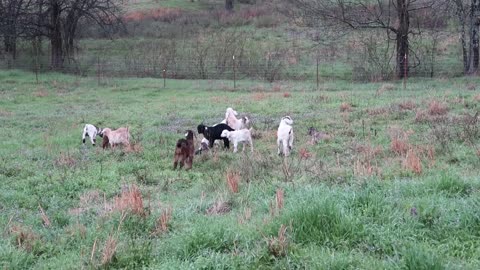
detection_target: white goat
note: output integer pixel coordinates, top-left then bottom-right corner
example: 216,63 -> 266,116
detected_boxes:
277,116 -> 294,156
221,128 -> 254,153
82,124 -> 103,146
224,107 -> 250,130
101,127 -> 131,149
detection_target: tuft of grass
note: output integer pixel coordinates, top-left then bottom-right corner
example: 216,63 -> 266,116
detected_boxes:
402,244 -> 444,270
428,100 -> 448,116
434,172 -> 471,196
269,193 -> 364,248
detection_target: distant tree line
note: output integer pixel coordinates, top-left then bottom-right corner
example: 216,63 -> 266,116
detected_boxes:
285,0 -> 480,78
0,0 -> 123,70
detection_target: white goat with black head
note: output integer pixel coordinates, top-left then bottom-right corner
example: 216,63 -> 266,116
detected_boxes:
224,107 -> 250,130
82,124 -> 103,146
277,116 -> 294,156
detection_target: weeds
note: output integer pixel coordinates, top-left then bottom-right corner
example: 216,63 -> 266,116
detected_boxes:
226,170 -> 240,193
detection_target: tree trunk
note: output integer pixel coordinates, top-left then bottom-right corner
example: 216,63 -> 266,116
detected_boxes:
396,0 -> 409,78
50,0 -> 64,70
225,0 -> 233,12
4,33 -> 17,60
469,0 -> 480,73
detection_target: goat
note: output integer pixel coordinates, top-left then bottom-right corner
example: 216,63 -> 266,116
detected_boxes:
220,128 -> 254,153
277,116 -> 294,156
195,138 -> 210,155
225,107 -> 250,130
173,130 -> 195,170
101,127 -> 131,149
82,124 -> 103,146
197,123 -> 234,149
308,127 -> 331,144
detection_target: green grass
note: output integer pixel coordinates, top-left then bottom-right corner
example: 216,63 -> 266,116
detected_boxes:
1,70 -> 480,269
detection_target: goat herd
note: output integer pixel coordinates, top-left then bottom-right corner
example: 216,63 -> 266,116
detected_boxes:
82,107 -> 295,170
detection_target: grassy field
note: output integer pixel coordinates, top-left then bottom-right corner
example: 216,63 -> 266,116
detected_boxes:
1,70 -> 480,269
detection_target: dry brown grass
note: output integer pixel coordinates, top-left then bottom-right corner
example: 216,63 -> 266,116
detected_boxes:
404,148 -> 422,175
226,170 -> 240,193
54,152 -> 77,168
428,100 -> 448,116
376,83 -> 395,96
38,204 -> 51,227
0,109 -> 13,117
389,127 -> 412,156
252,92 -> 269,101
267,224 -> 288,257
123,7 -> 182,22
298,148 -> 312,160
237,207 -> 252,225
398,100 -> 417,111
9,225 -> 40,252
153,207 -> 173,235
249,84 -> 266,92
113,184 -> 145,216
340,102 -> 352,112
33,89 -> 49,97
367,107 -> 389,116
101,235 -> 117,266
124,142 -> 143,154
276,188 -> 284,212
206,199 -> 231,215
271,84 -> 283,92
353,159 -> 381,177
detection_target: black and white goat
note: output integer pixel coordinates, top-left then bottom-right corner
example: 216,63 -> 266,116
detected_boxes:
82,124 -> 103,146
220,128 -> 254,153
197,123 -> 234,149
277,116 -> 294,156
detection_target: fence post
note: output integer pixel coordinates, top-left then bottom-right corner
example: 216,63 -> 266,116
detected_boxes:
233,55 -> 236,89
163,65 -> 166,88
35,39 -> 39,84
97,56 -> 100,86
403,53 -> 407,90
316,56 -> 319,90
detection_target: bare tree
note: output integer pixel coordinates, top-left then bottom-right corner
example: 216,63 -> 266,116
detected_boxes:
225,0 -> 233,12
448,0 -> 480,74
28,0 -> 123,70
285,0 -> 435,78
0,0 -> 35,59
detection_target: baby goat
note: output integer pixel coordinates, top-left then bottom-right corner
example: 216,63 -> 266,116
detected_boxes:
173,130 -> 195,170
195,138 -> 210,155
101,127 -> 131,149
308,127 -> 331,144
197,123 -> 234,149
221,128 -> 254,153
277,116 -> 294,156
225,107 -> 250,130
82,124 -> 103,146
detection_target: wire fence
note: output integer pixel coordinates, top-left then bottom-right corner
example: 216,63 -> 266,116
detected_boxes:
0,53 -> 470,86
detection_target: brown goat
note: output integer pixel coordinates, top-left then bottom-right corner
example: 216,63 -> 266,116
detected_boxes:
101,127 -> 131,149
173,130 -> 195,170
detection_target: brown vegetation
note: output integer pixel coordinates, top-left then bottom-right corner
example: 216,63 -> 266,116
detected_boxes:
226,170 -> 240,193
113,184 -> 145,216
